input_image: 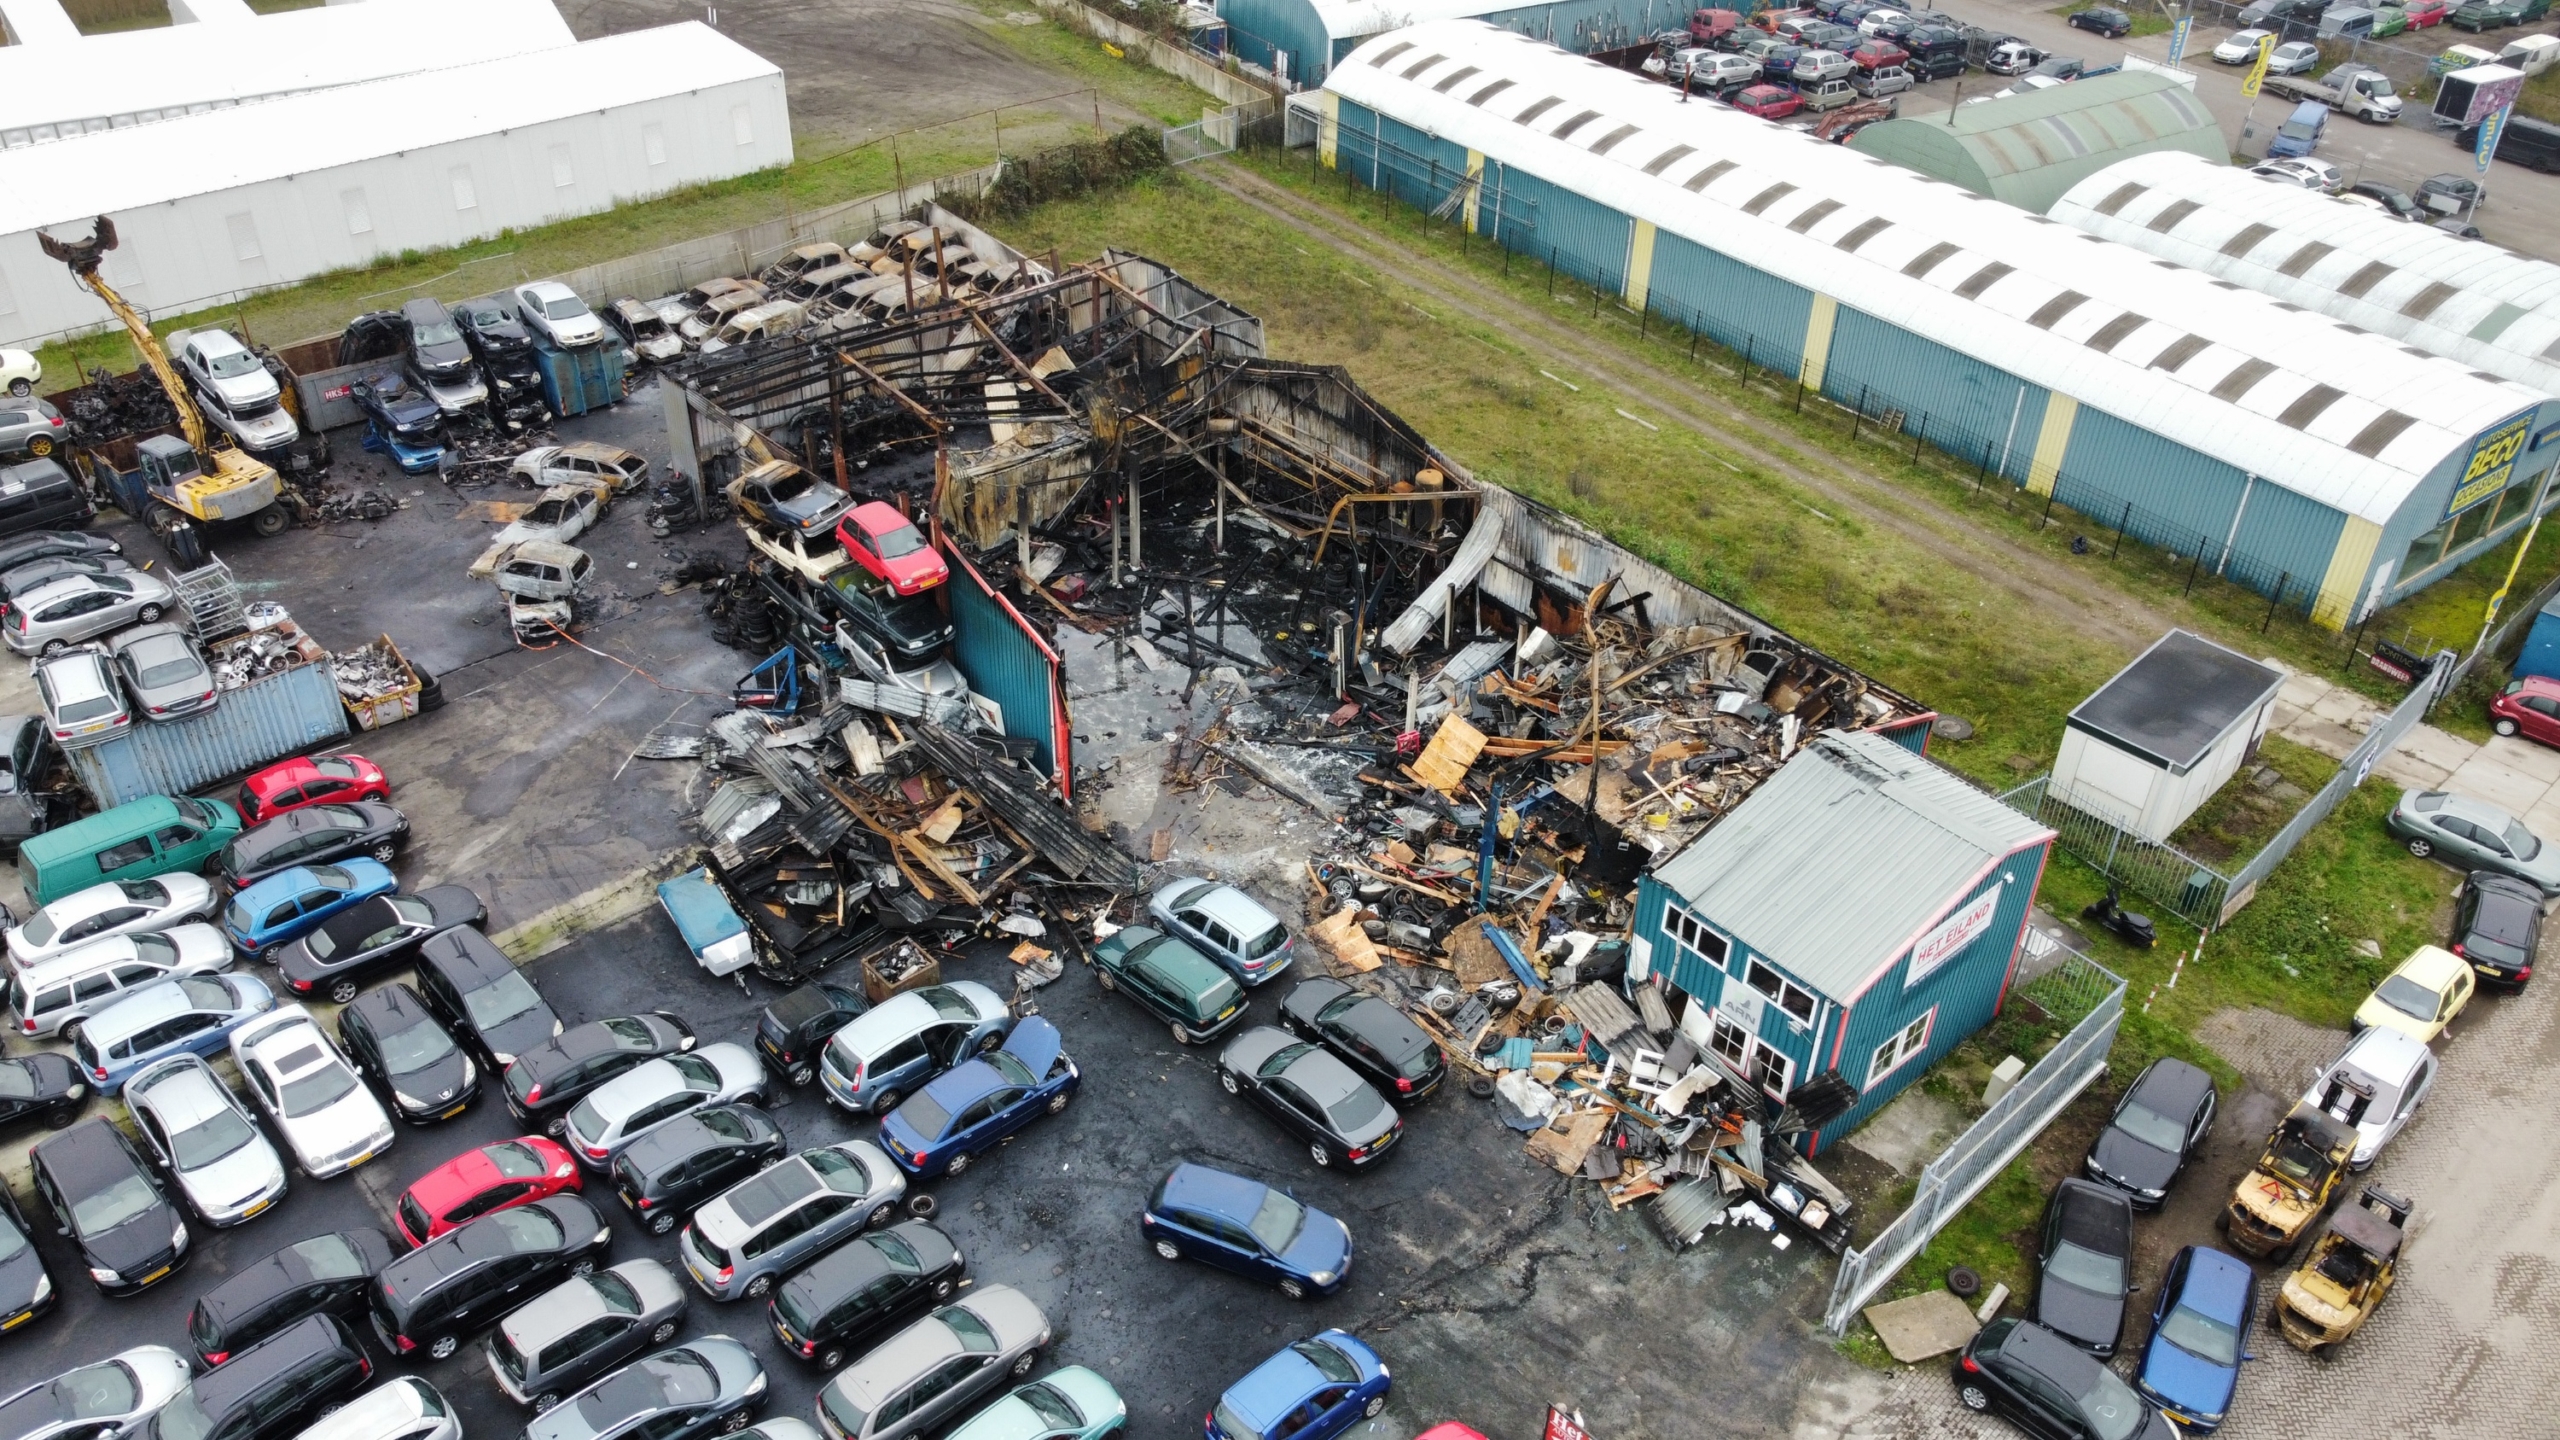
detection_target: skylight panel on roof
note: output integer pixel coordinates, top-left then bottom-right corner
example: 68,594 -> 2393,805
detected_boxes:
2401,281 -> 2458,320
1835,217 -> 1889,252
2338,260 -> 2393,298
2093,182 -> 2146,216
2150,334 -> 2210,371
2210,357 -> 2278,402
2276,384 -> 2345,430
1789,199 -> 1842,233
2028,291 -> 2090,329
2086,312 -> 2149,353
1433,65 -> 1480,92
1642,143 -> 1694,175
1515,95 -> 1562,123
1683,158 -> 1736,191
1368,40 -> 1416,66
2347,411 -> 2418,457
1954,262 -> 2012,299
2148,198 -> 2199,232
1550,108 -> 1603,139
2277,241 -> 2333,278
1902,242 -> 1959,278
2220,223 -> 2276,258
1467,78 -> 1514,105
1400,53 -> 1446,79
1741,182 -> 1796,215
1590,122 -> 1639,154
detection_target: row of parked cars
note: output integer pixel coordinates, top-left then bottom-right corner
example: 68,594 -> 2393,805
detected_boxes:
649,221 -> 1025,360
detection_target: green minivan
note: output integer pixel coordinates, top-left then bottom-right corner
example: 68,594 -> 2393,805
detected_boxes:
19,794 -> 243,905
1091,923 -> 1249,1045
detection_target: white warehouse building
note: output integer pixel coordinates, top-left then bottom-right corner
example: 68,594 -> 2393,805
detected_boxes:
0,0 -> 579,151
0,21 -> 789,348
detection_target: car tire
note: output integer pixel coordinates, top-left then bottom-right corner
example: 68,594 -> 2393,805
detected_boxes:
26,436 -> 50,458
871,1090 -> 901,1117
1010,1350 -> 1039,1378
1095,969 -> 1118,992
817,1345 -> 847,1371
868,1200 -> 896,1229
39,639 -> 65,658
547,1115 -> 569,1138
945,1152 -> 973,1178
137,605 -> 163,624
1219,1071 -> 1240,1096
976,1030 -> 1002,1054
790,1064 -> 815,1087
1154,1239 -> 1181,1261
531,1396 -> 558,1414
369,840 -> 399,864
1047,1090 -> 1070,1115
45,1104 -> 77,1129
1957,1384 -> 1992,1413
6,380 -> 26,398
650,1211 -> 677,1236
907,1193 -> 938,1219
570,1257 -> 596,1279
1278,1278 -> 1306,1300
328,979 -> 360,1005
745,1273 -> 773,1300
428,1335 -> 460,1362
2496,719 -> 2519,736
2407,837 -> 2434,858
58,1020 -> 81,1048
1363,1397 -> 1385,1419
721,1410 -> 751,1434
1310,1143 -> 1333,1168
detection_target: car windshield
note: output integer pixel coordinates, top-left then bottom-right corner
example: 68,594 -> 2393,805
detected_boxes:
203,350 -> 261,379
2268,1130 -> 2332,1183
2044,1240 -> 2124,1294
465,971 -> 544,1028
592,1271 -> 641,1314
16,909 -> 54,945
872,523 -> 925,558
71,1173 -> 159,1234
278,1058 -> 358,1117
2159,1298 -> 2243,1366
2502,820 -> 2541,859
377,1016 -> 455,1073
1290,1337 -> 1360,1382
413,318 -> 462,346
818,1387 -> 867,1439
153,1392 -> 212,1440
544,296 -> 592,321
2074,1364 -> 2149,1440
940,1305 -> 997,1352
172,1106 -> 260,1169
1246,1186 -> 1306,1253
2375,974 -> 2442,1022
1016,1383 -> 1081,1429
2110,1098 -> 2187,1154
487,1140 -> 547,1178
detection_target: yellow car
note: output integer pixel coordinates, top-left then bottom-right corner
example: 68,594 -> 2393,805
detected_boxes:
2351,944 -> 2475,1043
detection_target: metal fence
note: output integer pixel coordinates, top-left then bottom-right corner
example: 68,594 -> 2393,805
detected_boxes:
1997,776 -> 2233,929
1164,119 -> 1237,165
2438,565 -> 2560,701
1823,943 -> 2125,1335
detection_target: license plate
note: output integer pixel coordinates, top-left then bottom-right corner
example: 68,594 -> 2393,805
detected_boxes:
243,1198 -> 274,1219
140,1266 -> 171,1286
348,1150 -> 377,1169
2,1311 -> 28,1330
438,1102 -> 468,1119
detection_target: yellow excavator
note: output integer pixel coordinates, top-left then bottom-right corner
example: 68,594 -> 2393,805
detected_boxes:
38,216 -> 288,561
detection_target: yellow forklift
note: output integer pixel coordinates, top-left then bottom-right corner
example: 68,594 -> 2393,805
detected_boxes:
38,216 -> 289,563
2221,1102 -> 2357,1262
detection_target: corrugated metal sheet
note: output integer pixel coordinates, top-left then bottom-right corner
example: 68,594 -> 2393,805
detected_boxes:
944,548 -> 1067,786
1651,729 -> 2053,1002
1650,229 -> 1815,369
1324,20 -> 2558,528
1849,73 -> 2224,214
1823,308 -> 2050,474
66,660 -> 347,809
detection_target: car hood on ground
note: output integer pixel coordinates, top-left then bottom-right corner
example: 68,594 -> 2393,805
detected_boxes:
2087,1128 -> 2180,1195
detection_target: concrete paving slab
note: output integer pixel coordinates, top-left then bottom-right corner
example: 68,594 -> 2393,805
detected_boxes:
2479,733 -> 2560,785
2277,671 -> 2335,710
2396,723 -> 2481,778
2445,753 -> 2550,812
1843,1087 -> 1963,1177
2286,717 -> 2368,763
1863,1291 -> 1980,1364
2375,752 -> 2455,792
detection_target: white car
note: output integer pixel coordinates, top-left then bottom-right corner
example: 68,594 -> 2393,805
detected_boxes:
2266,39 -> 2319,74
2300,1025 -> 2435,1169
9,875 -> 218,971
0,1348 -> 192,1440
509,442 -> 650,496
2213,27 -> 2272,63
123,1053 -> 287,1227
1858,7 -> 1909,34
230,1007 -> 395,1179
288,1377 -> 460,1440
2252,157 -> 2343,193
0,348 -> 38,399
11,925 -> 234,1040
564,1042 -> 767,1170
513,281 -> 605,349
173,330 -> 299,451
494,483 -> 609,548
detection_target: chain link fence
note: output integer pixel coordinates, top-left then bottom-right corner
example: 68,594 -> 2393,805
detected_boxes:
1823,942 -> 2125,1335
1997,776 -> 2234,928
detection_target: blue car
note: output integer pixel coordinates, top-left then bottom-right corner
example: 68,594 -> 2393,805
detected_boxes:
877,1016 -> 1077,1179
73,972 -> 275,1094
2134,1246 -> 2257,1433
1142,1162 -> 1352,1300
222,859 -> 398,954
1207,1331 -> 1390,1440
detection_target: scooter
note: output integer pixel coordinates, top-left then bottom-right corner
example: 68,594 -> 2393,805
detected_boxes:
2083,885 -> 2157,949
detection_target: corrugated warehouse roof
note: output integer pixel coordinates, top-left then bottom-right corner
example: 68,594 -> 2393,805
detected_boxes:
2053,150 -> 2560,398
1306,0 -> 1524,40
0,0 -> 577,147
1327,21 -> 2548,526
1848,71 -> 2225,215
1651,730 -> 2053,1002
0,22 -> 778,239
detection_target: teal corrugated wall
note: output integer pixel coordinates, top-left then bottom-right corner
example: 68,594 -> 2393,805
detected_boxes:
1647,230 -> 1816,375
2056,404 -> 2258,553
1214,0 -> 1327,82
1823,308 -> 2052,482
945,557 -> 1064,783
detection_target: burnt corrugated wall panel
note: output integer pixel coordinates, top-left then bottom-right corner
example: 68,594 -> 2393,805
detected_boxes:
944,549 -> 1067,787
67,661 -> 349,809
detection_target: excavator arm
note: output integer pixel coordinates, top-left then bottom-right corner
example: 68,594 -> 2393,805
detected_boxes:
37,216 -> 210,455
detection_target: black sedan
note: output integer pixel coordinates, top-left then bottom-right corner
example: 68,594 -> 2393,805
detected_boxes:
768,1219 -> 965,1371
506,1013 -> 697,1136
415,926 -> 562,1069
185,1230 -> 398,1369
350,373 -> 443,446
1955,1318 -> 2176,1440
338,983 -> 481,1125
1215,1026 -> 1403,1170
216,802 -> 407,890
1277,977 -> 1446,1103
2035,1179 -> 2134,1356
454,295 -> 535,362
274,887 -> 486,1004
609,1104 -> 784,1236
2066,5 -> 2131,35
0,1180 -> 57,1335
30,1120 -> 188,1296
0,531 -> 118,576
2455,871 -> 2544,988
0,1053 -> 86,1130
2081,1057 -> 2216,1207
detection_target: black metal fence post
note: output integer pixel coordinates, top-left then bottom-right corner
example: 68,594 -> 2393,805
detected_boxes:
1851,385 -> 1869,441
1548,246 -> 1557,296
1740,335 -> 1755,388
2039,488 -> 2058,530
2263,573 -> 2289,633
1912,414 -> 1928,464
2111,501 -> 2131,559
1977,440 -> 1991,489
1794,380 -> 1806,413
2184,547 -> 2203,595
2345,611 -> 2371,673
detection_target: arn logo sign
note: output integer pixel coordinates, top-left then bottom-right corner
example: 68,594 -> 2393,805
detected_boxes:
2446,410 -> 2535,521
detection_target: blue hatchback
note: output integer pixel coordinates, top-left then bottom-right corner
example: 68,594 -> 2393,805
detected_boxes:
1143,1162 -> 1352,1300
876,1016 -> 1078,1179
222,859 -> 398,954
1208,1330 -> 1389,1440
2134,1246 -> 2258,1433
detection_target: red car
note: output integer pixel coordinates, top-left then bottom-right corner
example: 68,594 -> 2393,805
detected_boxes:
2492,675 -> 2560,748
1848,38 -> 1907,69
1731,83 -> 1804,118
240,753 -> 389,822
833,501 -> 949,596
393,1136 -> 580,1247
2404,0 -> 2449,24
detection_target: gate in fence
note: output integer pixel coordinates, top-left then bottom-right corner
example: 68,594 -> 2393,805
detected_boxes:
1823,943 -> 2125,1335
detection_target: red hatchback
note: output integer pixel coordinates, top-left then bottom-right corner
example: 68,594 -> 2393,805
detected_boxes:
2403,0 -> 2449,24
240,753 -> 389,822
2491,675 -> 2560,748
833,501 -> 949,596
1849,38 -> 1908,69
394,1136 -> 580,1247
1731,84 -> 1804,118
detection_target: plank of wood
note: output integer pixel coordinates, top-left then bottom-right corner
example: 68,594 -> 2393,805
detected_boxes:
1523,873 -> 1566,934
1342,860 -> 1466,906
1307,904 -> 1382,972
900,830 -> 982,905
920,797 -> 968,844
1408,713 -> 1488,794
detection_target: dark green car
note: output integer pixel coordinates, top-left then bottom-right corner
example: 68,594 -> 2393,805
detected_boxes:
1091,925 -> 1248,1044
2452,0 -> 2525,29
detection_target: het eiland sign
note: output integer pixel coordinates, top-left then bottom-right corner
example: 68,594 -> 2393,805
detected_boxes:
2446,409 -> 2535,521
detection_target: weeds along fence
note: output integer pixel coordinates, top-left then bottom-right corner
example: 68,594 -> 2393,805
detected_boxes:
950,125 -> 1170,218
2221,649 -> 2454,907
2438,563 -> 2560,701
1267,122 -> 2560,634
1996,776 -> 2233,930
1823,942 -> 2124,1335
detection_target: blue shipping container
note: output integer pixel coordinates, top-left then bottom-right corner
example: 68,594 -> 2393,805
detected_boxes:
2517,595 -> 2560,682
534,338 -> 627,418
65,659 -> 349,809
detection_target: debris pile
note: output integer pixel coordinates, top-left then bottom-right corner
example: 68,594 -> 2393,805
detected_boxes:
207,617 -> 326,690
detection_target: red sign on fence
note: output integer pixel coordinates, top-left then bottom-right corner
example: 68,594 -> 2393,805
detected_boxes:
1542,1408 -> 1593,1440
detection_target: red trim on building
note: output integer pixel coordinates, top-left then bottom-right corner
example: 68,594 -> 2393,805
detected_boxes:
1991,841 -> 2055,1017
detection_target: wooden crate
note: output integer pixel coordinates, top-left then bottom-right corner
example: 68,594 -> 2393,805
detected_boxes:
862,942 -> 943,1005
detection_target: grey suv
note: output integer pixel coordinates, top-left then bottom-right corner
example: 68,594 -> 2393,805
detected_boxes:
814,1286 -> 1050,1440
487,1258 -> 689,1410
678,1141 -> 905,1301
6,569 -> 177,656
